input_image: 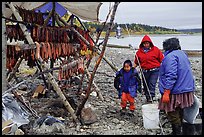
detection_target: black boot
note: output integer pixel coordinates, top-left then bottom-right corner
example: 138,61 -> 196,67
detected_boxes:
182,122 -> 196,135
172,124 -> 182,135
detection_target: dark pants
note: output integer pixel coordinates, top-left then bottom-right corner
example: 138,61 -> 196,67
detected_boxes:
167,107 -> 183,125
167,107 -> 183,135
142,68 -> 159,100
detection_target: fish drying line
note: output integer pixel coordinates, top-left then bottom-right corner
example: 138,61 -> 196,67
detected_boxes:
3,2 -> 121,125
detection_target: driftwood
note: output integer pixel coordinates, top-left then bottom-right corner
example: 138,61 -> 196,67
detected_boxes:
76,2 -> 120,116
6,2 -> 78,123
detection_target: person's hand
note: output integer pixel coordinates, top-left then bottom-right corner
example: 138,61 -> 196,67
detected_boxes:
162,89 -> 171,103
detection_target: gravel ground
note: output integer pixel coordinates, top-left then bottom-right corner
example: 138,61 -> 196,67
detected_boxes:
18,47 -> 202,135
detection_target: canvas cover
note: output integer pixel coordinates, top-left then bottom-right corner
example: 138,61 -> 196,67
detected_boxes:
3,2 -> 102,22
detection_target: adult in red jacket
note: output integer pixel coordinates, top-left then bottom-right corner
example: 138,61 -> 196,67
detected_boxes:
134,35 -> 164,102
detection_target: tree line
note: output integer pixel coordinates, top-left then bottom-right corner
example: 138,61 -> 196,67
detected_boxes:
82,22 -> 180,35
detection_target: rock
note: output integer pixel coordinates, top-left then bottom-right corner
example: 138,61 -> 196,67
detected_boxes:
119,120 -> 125,125
112,118 -> 120,124
81,107 -> 97,125
15,129 -> 24,135
33,122 -> 65,134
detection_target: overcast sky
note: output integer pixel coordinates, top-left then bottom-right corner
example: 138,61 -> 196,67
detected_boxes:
98,2 -> 202,29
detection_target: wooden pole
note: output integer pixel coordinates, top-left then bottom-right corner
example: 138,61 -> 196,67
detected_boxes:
2,2 -> 8,93
43,8 -> 53,27
6,57 -> 23,82
50,2 -> 55,74
76,2 -> 120,116
84,66 -> 104,101
96,50 -> 118,72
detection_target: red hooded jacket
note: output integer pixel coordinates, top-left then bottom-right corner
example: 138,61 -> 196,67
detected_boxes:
134,35 -> 164,70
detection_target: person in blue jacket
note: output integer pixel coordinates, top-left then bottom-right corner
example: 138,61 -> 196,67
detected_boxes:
114,60 -> 141,115
158,38 -> 195,135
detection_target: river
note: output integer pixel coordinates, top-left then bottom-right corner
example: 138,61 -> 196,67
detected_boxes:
105,34 -> 202,50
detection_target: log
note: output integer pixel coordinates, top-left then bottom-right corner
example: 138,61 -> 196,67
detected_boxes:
76,2 -> 120,116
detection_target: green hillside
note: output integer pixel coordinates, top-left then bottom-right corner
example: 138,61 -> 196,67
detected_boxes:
82,22 -> 181,37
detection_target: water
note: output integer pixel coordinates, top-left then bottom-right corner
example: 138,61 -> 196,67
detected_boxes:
105,34 -> 202,50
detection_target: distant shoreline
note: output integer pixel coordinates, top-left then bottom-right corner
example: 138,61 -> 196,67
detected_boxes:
105,44 -> 202,57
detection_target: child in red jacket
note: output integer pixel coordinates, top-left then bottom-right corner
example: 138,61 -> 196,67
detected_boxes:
134,35 -> 164,103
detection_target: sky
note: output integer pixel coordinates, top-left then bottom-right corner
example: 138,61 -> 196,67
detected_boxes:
98,2 -> 202,29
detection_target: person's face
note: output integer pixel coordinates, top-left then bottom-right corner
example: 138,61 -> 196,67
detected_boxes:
143,41 -> 150,48
124,63 -> 131,72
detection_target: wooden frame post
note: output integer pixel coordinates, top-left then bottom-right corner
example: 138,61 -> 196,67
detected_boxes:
76,2 -> 120,116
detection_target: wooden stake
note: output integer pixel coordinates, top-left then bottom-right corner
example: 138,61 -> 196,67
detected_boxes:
76,2 -> 120,116
84,66 -> 104,101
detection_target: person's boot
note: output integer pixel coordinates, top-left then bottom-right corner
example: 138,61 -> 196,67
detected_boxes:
182,122 -> 196,135
172,124 -> 182,135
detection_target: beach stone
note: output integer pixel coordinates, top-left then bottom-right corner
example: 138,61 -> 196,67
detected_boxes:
120,120 -> 125,125
81,107 -> 97,125
112,118 -> 120,124
33,122 -> 65,134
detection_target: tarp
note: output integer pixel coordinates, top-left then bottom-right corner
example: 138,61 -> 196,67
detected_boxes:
3,2 -> 102,22
35,2 -> 67,25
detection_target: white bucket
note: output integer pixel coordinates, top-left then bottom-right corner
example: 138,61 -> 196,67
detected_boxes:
142,103 -> 160,129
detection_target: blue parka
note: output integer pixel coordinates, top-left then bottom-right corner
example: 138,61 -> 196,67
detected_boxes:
115,68 -> 139,98
159,50 -> 195,94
